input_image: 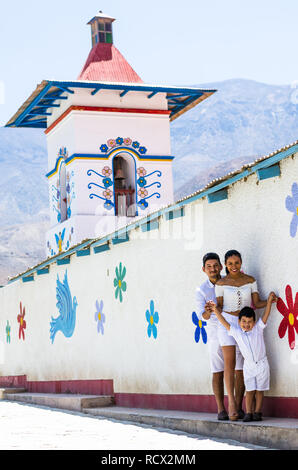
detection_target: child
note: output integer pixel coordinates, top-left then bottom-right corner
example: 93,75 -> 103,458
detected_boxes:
208,291 -> 277,422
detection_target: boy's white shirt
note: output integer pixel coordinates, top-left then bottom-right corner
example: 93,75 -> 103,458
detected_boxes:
228,319 -> 267,365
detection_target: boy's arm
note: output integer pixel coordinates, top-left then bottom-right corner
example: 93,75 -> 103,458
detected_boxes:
208,302 -> 231,331
262,292 -> 277,324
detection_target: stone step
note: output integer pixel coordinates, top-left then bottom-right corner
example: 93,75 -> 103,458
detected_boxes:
3,392 -> 114,412
0,388 -> 27,398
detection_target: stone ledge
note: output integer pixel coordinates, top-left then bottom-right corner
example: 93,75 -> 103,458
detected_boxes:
82,406 -> 298,450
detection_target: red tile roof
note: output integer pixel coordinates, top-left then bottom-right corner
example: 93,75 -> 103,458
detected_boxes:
78,43 -> 143,83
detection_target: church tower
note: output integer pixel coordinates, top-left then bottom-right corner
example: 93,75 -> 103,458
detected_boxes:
5,11 -> 216,257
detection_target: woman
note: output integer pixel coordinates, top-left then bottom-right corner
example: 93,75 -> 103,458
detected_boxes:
214,249 -> 268,421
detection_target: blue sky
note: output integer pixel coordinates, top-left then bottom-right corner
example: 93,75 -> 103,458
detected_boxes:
1,0 -> 298,126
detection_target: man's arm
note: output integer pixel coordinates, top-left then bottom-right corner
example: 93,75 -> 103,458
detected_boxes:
208,301 -> 231,331
196,288 -> 211,320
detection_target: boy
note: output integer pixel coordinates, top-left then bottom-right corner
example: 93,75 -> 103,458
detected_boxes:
208,291 -> 277,422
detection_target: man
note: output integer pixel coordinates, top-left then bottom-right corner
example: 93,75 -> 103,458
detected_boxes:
196,252 -> 245,420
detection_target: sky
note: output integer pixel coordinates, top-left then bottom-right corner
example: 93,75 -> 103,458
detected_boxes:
1,0 -> 298,126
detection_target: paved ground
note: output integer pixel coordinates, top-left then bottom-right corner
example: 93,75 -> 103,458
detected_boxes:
0,401 -> 266,450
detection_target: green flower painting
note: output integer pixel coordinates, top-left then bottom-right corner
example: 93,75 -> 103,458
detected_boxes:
114,262 -> 127,302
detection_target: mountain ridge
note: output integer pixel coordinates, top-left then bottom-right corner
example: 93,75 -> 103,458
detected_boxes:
0,78 -> 297,283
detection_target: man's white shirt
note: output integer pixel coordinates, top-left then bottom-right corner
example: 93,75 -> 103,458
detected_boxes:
196,278 -> 219,341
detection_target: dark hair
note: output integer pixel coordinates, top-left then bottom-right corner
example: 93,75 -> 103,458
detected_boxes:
224,249 -> 242,275
239,307 -> 255,321
202,252 -> 221,267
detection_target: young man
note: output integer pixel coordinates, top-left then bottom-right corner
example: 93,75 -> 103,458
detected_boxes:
209,292 -> 277,421
196,253 -> 245,420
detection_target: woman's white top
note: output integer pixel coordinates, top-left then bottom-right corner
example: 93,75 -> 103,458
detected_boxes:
215,281 -> 258,312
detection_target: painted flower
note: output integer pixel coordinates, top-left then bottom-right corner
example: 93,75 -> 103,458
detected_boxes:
137,199 -> 148,210
277,285 -> 298,350
124,138 -> 132,146
139,146 -> 147,155
100,144 -> 109,153
138,188 -> 148,198
114,262 -> 127,303
102,166 -> 112,177
116,137 -> 124,145
192,312 -> 207,344
137,177 -> 147,187
66,183 -> 70,194
104,200 -> 114,210
94,299 -> 106,335
107,139 -> 116,148
132,141 -> 140,149
137,167 -> 147,177
17,302 -> 26,341
146,300 -> 159,339
103,177 -> 113,188
103,189 -> 113,199
285,182 -> 298,237
6,321 -> 11,344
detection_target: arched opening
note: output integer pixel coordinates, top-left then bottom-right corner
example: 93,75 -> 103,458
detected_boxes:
59,161 -> 68,223
112,153 -> 136,217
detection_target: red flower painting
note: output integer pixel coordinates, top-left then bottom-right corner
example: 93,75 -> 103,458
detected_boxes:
17,302 -> 26,340
277,285 -> 298,350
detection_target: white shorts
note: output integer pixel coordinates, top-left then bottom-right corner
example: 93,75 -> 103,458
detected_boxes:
208,336 -> 244,372
244,357 -> 270,392
216,312 -> 244,370
208,337 -> 224,373
218,312 -> 240,347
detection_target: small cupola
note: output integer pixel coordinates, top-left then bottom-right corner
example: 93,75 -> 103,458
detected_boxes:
88,11 -> 115,47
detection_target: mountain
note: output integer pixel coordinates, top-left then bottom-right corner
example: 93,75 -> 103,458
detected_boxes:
0,78 -> 297,283
171,78 -> 298,196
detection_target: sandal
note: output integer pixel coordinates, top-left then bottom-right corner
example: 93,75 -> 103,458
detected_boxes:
229,412 -> 238,421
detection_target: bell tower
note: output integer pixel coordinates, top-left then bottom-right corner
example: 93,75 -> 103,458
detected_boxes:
5,11 -> 217,258
43,12 -> 175,257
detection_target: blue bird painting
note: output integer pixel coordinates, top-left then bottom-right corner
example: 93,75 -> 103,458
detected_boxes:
50,270 -> 78,344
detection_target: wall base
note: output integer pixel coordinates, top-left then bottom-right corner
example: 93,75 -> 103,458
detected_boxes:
0,376 -> 297,418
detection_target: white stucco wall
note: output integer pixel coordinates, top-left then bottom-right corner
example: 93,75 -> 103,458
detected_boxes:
1,153 -> 297,399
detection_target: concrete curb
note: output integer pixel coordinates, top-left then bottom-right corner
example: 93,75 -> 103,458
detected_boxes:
83,406 -> 298,450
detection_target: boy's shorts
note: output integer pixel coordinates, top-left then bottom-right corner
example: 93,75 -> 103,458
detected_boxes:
243,357 -> 270,392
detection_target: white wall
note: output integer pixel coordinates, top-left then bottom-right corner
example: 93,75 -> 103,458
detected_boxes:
1,153 -> 297,398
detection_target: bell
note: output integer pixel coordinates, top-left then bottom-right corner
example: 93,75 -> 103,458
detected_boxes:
115,168 -> 125,180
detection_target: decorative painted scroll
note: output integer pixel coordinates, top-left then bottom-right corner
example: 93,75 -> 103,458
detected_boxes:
87,167 -> 115,211
136,168 -> 162,210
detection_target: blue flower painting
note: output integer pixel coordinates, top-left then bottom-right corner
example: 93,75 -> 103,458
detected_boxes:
286,182 -> 298,237
146,300 -> 159,339
95,299 -> 106,335
192,312 -> 207,344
